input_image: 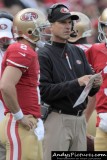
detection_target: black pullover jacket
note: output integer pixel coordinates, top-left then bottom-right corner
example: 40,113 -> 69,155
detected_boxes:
38,42 -> 99,115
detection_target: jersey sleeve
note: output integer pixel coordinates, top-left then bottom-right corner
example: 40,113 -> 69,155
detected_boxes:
85,46 -> 93,66
6,44 -> 33,73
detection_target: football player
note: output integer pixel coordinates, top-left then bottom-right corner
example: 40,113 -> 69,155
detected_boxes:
0,8 -> 49,160
86,8 -> 107,151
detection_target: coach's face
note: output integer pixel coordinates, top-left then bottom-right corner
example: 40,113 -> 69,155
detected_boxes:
51,18 -> 71,43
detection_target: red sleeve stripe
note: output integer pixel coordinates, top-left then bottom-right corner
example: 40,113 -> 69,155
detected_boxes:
6,59 -> 28,69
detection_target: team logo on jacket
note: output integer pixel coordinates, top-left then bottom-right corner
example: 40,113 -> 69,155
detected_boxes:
60,8 -> 69,13
76,60 -> 82,64
0,24 -> 7,30
21,12 -> 38,21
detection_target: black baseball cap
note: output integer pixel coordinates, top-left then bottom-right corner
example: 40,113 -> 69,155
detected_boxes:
48,5 -> 79,23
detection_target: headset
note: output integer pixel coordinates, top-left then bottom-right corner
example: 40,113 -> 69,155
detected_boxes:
0,11 -> 13,21
48,3 -> 69,22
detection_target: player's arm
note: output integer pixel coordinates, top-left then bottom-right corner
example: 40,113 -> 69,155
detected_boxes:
0,66 -> 22,113
0,66 -> 34,130
84,95 -> 96,122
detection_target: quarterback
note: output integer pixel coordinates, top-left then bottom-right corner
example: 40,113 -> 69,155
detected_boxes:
0,8 -> 48,160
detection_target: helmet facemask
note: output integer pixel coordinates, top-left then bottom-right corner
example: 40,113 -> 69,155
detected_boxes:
32,18 -> 51,43
70,20 -> 78,37
98,8 -> 107,46
98,21 -> 107,44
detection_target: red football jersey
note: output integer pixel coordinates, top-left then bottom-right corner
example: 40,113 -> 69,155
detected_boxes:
86,43 -> 107,126
1,42 -> 41,118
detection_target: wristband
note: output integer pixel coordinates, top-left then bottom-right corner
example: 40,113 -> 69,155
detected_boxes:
12,109 -> 24,121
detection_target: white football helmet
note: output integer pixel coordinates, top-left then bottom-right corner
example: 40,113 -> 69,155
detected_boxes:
98,8 -> 107,44
68,12 -> 92,43
13,8 -> 50,44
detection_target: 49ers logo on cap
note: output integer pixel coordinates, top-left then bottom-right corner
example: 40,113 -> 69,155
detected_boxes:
21,12 -> 38,21
0,24 -> 7,30
60,8 -> 69,13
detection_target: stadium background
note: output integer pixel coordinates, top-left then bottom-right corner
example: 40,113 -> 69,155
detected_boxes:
0,0 -> 106,45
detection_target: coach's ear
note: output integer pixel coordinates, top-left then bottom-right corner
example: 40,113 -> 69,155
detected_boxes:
50,23 -> 53,32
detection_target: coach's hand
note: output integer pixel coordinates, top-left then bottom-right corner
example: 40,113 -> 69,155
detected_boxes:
78,75 -> 92,86
92,74 -> 103,88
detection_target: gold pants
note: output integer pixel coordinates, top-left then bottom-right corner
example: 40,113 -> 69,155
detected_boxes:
95,127 -> 107,151
0,113 -> 43,160
87,110 -> 97,136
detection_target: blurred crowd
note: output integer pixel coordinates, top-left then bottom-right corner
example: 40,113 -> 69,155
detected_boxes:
0,0 -> 107,44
